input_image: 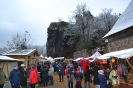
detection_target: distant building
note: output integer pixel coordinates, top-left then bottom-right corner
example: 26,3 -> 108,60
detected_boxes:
104,0 -> 133,52
2,49 -> 39,67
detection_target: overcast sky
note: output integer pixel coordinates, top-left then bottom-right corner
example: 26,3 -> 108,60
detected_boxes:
0,0 -> 132,48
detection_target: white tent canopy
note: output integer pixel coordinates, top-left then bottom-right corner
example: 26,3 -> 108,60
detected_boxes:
45,56 -> 54,61
73,57 -> 83,61
86,51 -> 102,62
97,55 -> 110,60
54,57 -> 64,60
97,48 -> 133,59
40,55 -> 44,58
0,56 -> 22,61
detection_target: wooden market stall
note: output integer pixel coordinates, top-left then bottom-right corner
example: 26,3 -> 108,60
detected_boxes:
97,48 -> 133,86
0,56 -> 22,78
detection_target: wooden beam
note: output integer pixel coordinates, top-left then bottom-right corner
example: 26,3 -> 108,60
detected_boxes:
126,58 -> 133,70
2,61 -> 5,70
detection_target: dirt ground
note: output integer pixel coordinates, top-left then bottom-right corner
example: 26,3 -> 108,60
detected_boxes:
37,72 -> 95,88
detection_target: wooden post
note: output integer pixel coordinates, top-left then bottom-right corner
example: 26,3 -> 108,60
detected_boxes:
6,62 -> 9,77
2,61 -> 5,70
126,58 -> 133,70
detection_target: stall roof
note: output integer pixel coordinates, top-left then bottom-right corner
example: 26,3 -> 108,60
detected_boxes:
0,56 -> 22,61
97,48 -> 133,59
2,49 -> 37,55
84,51 -> 102,62
73,57 -> 83,61
45,56 -> 54,61
104,0 -> 133,38
54,57 -> 64,60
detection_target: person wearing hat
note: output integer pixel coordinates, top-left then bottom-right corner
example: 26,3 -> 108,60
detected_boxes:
74,68 -> 83,88
18,63 -> 25,88
98,70 -> 107,88
67,66 -> 74,88
9,64 -> 21,88
0,68 -> 6,88
57,64 -> 64,82
29,64 -> 38,88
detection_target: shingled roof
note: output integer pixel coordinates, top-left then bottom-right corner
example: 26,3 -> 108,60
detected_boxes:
2,49 -> 37,55
104,0 -> 133,38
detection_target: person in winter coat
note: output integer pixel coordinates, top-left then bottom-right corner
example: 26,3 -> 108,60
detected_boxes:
67,66 -> 74,88
109,67 -> 120,88
104,67 -> 112,88
57,64 -> 64,82
41,64 -> 49,86
48,64 -> 54,85
18,64 -> 25,87
98,70 -> 107,88
84,66 -> 91,88
9,64 -> 21,88
74,68 -> 83,88
29,64 -> 38,88
26,65 -> 31,88
0,68 -> 6,88
121,63 -> 128,81
93,63 -> 100,88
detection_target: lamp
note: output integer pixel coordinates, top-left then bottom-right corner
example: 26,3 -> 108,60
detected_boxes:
111,58 -> 115,62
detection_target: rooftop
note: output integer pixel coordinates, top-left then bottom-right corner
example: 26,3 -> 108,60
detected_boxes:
2,49 -> 37,55
104,0 -> 133,38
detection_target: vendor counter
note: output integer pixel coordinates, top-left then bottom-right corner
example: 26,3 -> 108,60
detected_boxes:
120,82 -> 133,88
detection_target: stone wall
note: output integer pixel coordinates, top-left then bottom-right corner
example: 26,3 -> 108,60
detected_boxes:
107,36 -> 133,52
107,27 -> 133,52
73,49 -> 90,59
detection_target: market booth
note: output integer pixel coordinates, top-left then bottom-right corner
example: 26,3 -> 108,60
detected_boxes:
97,48 -> 133,87
0,56 -> 22,78
0,56 -> 22,88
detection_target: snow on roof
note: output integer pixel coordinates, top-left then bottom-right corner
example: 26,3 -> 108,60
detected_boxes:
0,56 -> 22,61
54,57 -> 64,60
97,48 -> 133,59
2,49 -> 36,55
104,0 -> 133,38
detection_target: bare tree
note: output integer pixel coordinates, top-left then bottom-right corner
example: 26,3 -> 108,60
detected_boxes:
58,17 -> 62,22
7,31 -> 33,49
89,8 -> 119,48
98,8 -> 119,31
69,3 -> 93,49
29,45 -> 46,56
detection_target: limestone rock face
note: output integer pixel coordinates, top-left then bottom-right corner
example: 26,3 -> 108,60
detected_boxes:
46,21 -> 79,58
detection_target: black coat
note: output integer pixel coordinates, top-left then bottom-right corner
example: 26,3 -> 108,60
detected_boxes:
26,68 -> 30,78
93,66 -> 100,85
74,72 -> 83,80
84,69 -> 91,82
41,66 -> 49,80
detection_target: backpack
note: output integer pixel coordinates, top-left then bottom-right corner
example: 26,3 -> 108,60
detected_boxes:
112,70 -> 119,85
65,68 -> 69,76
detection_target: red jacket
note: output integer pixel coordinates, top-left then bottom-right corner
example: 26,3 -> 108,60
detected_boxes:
29,69 -> 38,84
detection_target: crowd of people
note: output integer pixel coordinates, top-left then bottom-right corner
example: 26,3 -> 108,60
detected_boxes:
0,60 -> 133,88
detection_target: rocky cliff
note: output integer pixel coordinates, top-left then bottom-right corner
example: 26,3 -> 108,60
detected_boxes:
46,21 -> 80,58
